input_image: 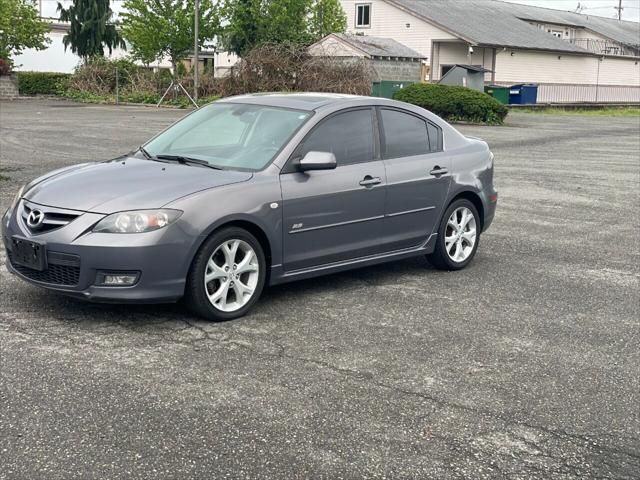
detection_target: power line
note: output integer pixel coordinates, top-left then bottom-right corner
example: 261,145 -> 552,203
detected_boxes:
614,0 -> 623,20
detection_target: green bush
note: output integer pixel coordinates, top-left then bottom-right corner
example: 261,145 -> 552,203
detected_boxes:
68,57 -> 141,94
120,91 -> 160,104
16,72 -> 70,95
393,83 -> 508,125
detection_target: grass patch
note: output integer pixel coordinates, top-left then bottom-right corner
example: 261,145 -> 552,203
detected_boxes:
516,107 -> 640,117
62,89 -> 219,108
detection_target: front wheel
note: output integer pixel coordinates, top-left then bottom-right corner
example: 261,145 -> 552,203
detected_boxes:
427,199 -> 480,271
185,227 -> 266,321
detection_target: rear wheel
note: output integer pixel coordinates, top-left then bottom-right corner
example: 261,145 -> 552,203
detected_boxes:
185,227 -> 266,321
427,199 -> 480,271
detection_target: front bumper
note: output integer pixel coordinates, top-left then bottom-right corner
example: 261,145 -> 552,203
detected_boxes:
2,204 -> 194,303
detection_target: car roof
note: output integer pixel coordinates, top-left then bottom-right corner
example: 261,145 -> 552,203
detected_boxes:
223,92 -> 389,111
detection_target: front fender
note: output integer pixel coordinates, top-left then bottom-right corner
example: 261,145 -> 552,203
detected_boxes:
166,174 -> 284,276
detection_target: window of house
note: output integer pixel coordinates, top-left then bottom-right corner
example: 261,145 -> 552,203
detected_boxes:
380,109 -> 429,159
356,3 -> 371,28
297,109 -> 374,166
551,30 -> 563,38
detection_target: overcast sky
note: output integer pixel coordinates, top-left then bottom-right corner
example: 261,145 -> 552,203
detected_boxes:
501,0 -> 639,21
42,0 -> 640,22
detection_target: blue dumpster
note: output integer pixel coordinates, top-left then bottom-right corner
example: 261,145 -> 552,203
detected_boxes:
509,84 -> 538,104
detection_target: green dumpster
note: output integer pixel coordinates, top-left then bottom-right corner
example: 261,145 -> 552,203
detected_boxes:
372,81 -> 414,99
484,85 -> 510,104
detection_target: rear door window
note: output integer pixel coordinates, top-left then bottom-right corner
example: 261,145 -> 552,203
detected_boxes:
379,109 -> 429,159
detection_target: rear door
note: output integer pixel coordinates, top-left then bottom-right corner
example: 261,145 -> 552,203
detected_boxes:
378,108 -> 451,250
280,108 -> 387,272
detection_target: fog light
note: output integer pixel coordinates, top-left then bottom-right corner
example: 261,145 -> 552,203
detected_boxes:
95,271 -> 139,286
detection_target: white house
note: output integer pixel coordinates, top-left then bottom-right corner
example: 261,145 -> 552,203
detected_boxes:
13,1 -> 236,77
339,0 -> 640,103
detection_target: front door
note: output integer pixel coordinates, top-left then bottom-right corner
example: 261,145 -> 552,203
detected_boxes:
280,108 -> 387,272
378,108 -> 452,250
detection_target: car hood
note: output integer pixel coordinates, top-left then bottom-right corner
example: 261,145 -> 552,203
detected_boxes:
24,157 -> 253,214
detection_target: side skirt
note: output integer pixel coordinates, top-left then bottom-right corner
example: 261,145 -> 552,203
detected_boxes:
268,234 -> 437,286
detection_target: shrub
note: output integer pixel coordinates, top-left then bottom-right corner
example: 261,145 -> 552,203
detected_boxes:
219,43 -> 373,97
16,72 -> 70,95
0,57 -> 12,76
393,83 -> 508,125
68,57 -> 140,94
120,91 -> 159,104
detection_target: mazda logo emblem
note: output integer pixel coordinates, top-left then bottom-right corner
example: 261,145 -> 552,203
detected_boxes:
27,209 -> 45,228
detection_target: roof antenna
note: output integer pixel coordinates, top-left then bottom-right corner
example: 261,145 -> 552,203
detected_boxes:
573,2 -> 585,14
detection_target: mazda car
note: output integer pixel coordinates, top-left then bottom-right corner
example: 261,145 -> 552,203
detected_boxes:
2,93 -> 497,321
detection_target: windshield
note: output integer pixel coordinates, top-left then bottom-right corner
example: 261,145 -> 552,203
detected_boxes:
143,103 -> 312,171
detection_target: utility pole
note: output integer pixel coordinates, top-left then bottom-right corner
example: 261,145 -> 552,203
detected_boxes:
614,0 -> 623,20
194,0 -> 199,102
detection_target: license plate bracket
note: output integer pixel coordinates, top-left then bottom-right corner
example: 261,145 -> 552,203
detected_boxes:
11,236 -> 47,271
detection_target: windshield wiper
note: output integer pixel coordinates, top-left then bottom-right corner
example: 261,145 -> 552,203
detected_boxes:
138,146 -> 152,159
153,154 -> 222,170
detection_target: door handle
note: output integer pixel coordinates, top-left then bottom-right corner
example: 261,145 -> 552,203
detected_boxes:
430,166 -> 448,177
359,176 -> 382,187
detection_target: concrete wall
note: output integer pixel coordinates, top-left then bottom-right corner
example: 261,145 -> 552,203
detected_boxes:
0,76 -> 19,98
370,59 -> 422,82
340,0 -> 456,60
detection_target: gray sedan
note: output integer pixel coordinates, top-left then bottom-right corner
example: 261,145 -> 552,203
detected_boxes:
2,93 -> 497,321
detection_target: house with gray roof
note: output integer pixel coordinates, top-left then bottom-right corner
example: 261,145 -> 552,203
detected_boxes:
308,33 -> 427,84
338,0 -> 640,103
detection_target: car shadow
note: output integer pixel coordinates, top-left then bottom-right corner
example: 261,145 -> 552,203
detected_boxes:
11,256 -> 435,326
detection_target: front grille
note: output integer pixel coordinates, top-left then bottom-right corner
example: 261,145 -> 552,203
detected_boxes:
8,251 -> 81,287
21,201 -> 81,234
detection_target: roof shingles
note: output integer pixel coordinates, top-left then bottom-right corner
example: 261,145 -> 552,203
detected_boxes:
334,33 -> 426,58
387,0 -> 639,54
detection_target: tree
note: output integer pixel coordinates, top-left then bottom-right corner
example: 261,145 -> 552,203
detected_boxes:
0,0 -> 50,68
263,0 -> 309,45
221,0 -> 263,58
120,0 -> 219,72
221,0 -> 347,57
308,0 -> 347,41
57,0 -> 125,61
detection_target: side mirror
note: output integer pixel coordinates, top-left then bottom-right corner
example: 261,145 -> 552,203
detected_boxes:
298,151 -> 337,172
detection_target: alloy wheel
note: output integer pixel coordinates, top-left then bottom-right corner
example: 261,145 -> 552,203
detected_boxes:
204,239 -> 260,312
444,207 -> 477,263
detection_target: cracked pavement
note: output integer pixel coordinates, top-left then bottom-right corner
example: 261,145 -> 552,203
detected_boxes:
1,99 -> 639,479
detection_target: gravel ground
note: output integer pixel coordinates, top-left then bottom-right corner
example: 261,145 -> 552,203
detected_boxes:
1,99 -> 639,479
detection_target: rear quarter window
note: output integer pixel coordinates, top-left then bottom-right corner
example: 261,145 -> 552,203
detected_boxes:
427,122 -> 443,152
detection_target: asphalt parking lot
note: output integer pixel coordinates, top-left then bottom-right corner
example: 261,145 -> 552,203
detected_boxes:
1,99 -> 639,479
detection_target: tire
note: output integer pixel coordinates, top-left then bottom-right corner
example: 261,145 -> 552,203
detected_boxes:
185,227 -> 266,321
427,199 -> 481,271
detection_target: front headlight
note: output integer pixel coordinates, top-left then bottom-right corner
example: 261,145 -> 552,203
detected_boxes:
4,184 -> 26,224
10,184 -> 26,210
93,209 -> 182,233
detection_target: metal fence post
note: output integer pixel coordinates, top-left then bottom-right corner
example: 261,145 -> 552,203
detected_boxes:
115,67 -> 119,105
